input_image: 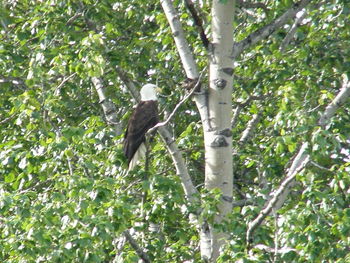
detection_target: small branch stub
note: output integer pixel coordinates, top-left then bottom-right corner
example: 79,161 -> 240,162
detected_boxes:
181,77 -> 201,92
210,135 -> 228,147
213,78 -> 227,89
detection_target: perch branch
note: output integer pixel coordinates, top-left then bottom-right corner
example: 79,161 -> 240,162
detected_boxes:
148,73 -> 203,133
115,68 -> 199,205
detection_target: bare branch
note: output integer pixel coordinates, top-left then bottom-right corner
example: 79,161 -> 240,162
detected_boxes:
54,72 -> 77,96
232,198 -> 255,208
246,142 -> 310,246
115,66 -> 140,102
66,12 -> 83,26
161,0 -> 210,131
91,77 -> 123,135
148,73 -> 203,133
123,230 -> 151,263
0,115 -> 16,124
231,93 -> 268,128
161,0 -> 199,79
231,105 -> 242,128
319,76 -> 350,127
246,75 -> 350,246
239,113 -> 261,144
253,244 -> 298,255
184,0 -> 209,49
0,75 -> 27,90
232,0 -> 313,59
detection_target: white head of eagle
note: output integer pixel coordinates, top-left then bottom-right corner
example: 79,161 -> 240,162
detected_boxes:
123,84 -> 159,170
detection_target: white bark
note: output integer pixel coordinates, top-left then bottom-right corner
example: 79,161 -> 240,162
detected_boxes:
280,9 -> 307,52
200,0 -> 235,261
91,77 -> 123,135
319,76 -> 350,127
160,0 -> 210,131
246,142 -> 310,244
161,0 -> 198,79
247,76 -> 350,245
157,126 -> 198,203
239,113 -> 261,144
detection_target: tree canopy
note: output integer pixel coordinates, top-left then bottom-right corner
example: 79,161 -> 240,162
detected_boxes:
1,0 -> 350,262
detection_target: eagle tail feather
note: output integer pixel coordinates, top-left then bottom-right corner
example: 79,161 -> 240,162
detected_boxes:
128,143 -> 147,171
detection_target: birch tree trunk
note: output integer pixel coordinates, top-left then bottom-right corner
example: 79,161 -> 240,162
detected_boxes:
200,0 -> 235,261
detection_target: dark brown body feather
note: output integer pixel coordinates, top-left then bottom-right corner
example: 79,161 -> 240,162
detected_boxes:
123,100 -> 158,165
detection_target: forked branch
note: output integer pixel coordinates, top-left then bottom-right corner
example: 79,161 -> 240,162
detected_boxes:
246,75 -> 350,247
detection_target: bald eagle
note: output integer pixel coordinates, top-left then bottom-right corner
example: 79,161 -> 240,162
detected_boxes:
123,84 -> 159,170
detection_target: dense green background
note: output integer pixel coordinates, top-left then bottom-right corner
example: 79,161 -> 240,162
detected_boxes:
1,0 -> 350,262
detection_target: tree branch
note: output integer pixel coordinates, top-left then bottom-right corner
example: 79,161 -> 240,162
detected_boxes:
148,73 -> 203,133
115,66 -> 141,101
280,9 -> 307,52
54,72 -> 77,96
184,0 -> 209,49
161,0 -> 210,131
0,75 -> 27,90
91,77 -> 123,135
246,142 -> 310,247
231,105 -> 242,128
319,75 -> 350,127
232,0 -> 313,59
161,0 -> 199,79
239,113 -> 261,144
123,230 -> 151,263
246,75 -> 350,246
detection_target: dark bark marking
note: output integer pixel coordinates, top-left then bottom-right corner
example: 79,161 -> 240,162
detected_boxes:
222,67 -> 234,76
213,78 -> 227,89
210,136 -> 228,147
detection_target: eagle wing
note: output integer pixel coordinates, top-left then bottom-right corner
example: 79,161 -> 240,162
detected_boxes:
123,100 -> 159,165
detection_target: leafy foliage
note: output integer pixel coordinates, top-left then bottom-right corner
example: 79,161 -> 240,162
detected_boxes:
1,0 -> 350,262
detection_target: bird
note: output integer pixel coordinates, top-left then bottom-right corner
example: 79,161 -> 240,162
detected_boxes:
123,84 -> 159,170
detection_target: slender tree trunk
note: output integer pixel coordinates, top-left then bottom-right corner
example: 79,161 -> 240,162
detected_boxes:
200,0 -> 235,261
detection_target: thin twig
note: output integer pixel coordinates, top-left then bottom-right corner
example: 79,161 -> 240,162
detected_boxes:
0,115 -> 16,124
148,74 -> 203,133
54,72 -> 77,96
